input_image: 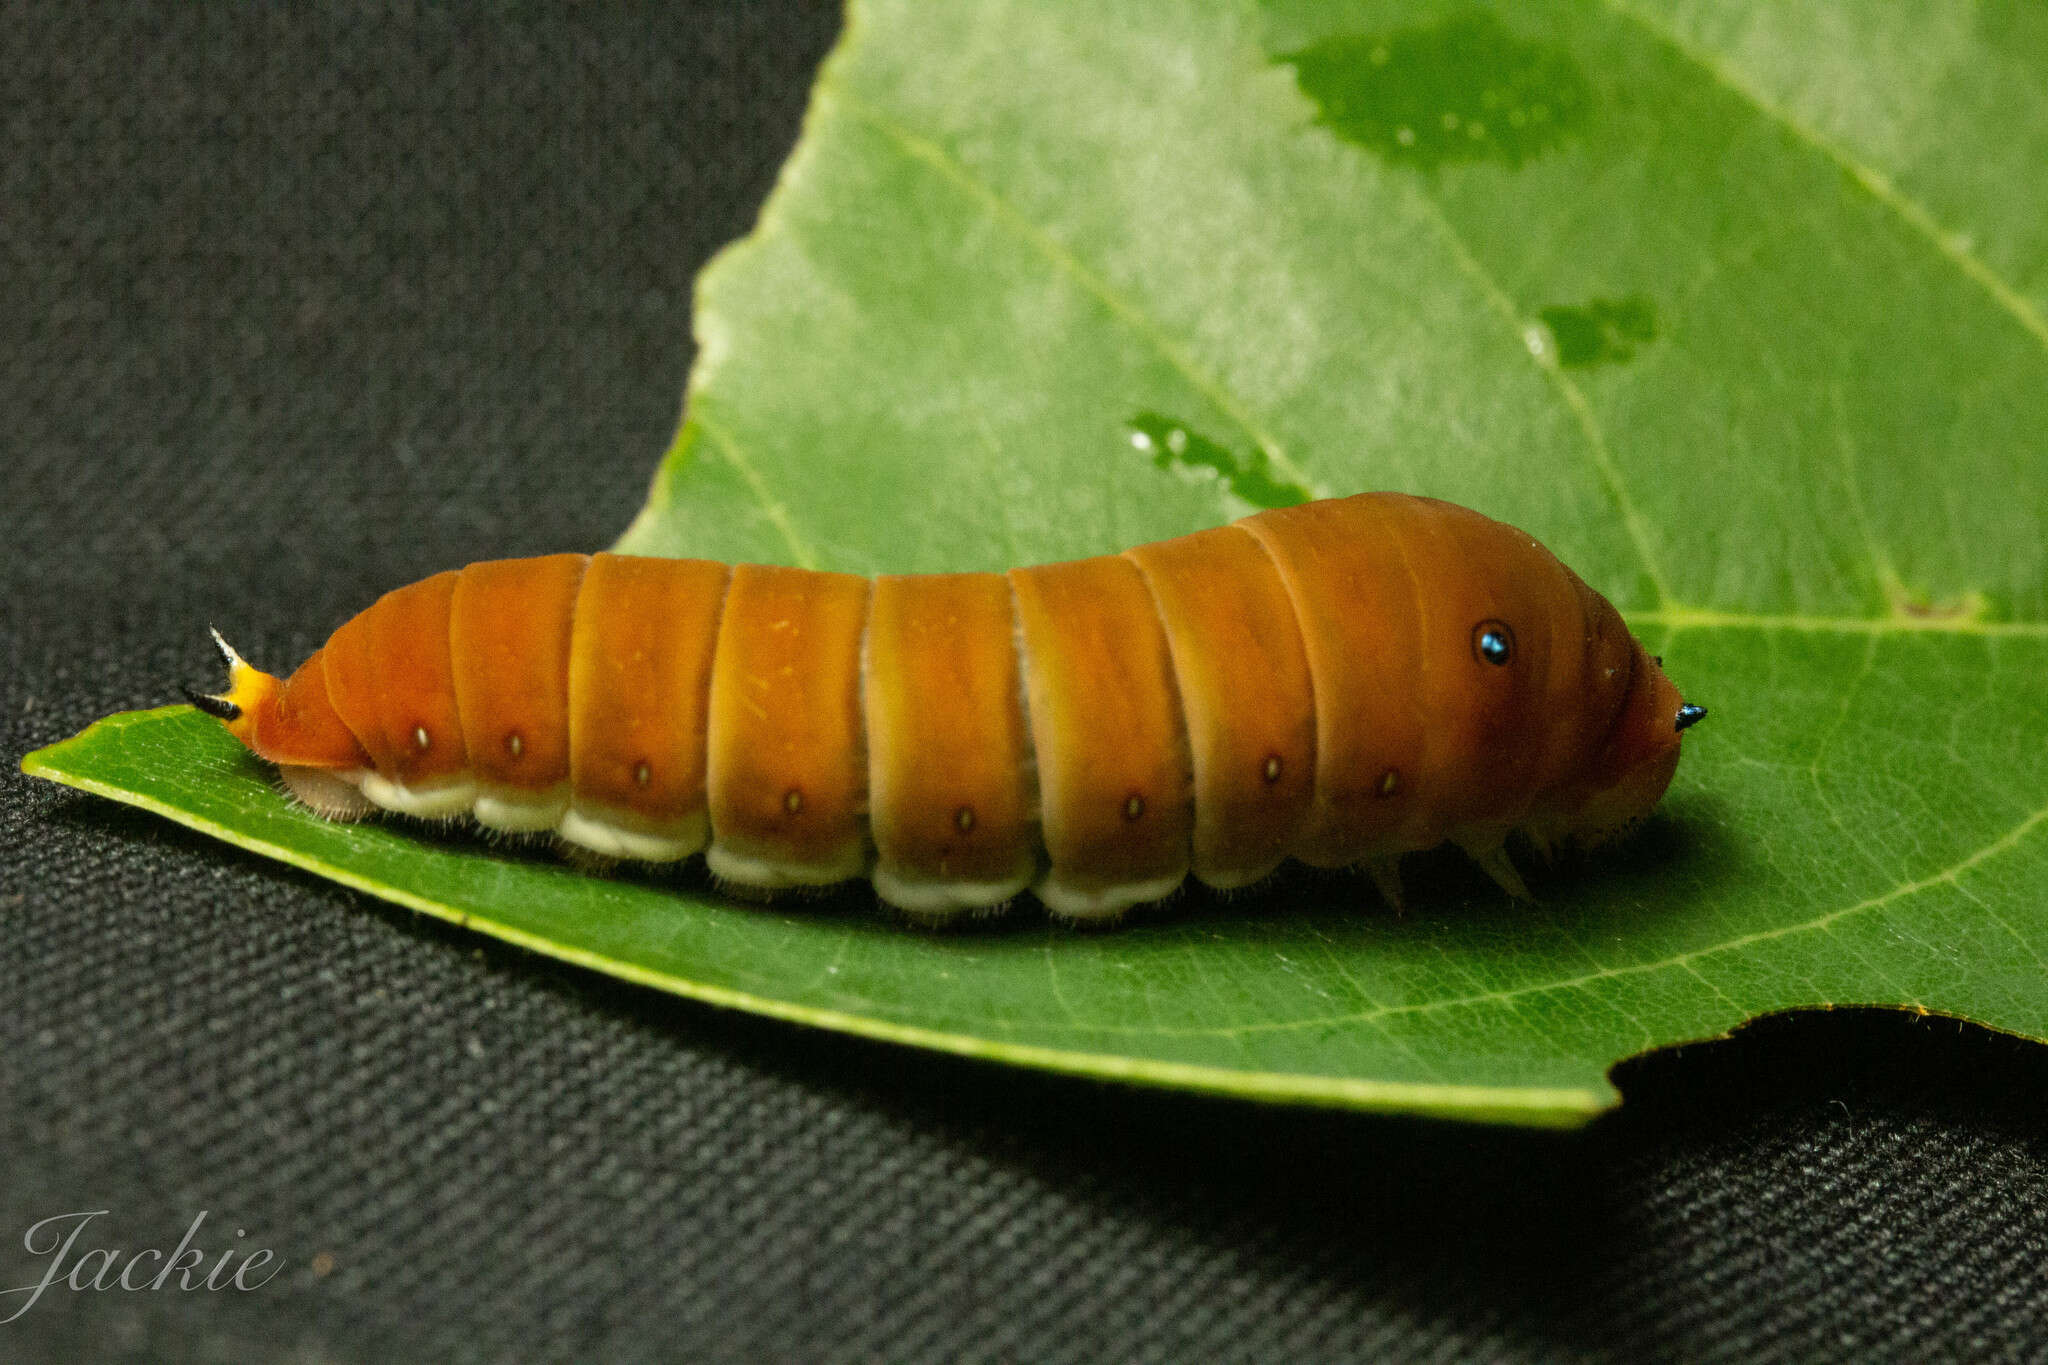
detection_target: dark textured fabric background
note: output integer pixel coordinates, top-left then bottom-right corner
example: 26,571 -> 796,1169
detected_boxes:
6,4 -> 2047,1361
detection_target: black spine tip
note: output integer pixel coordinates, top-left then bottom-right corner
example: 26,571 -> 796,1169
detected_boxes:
1675,703 -> 1707,732
181,685 -> 241,722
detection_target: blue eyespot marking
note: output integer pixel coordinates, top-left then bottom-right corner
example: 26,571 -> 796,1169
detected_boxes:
1472,620 -> 1514,666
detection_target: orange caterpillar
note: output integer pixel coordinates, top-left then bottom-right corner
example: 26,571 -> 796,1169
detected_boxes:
187,493 -> 1703,922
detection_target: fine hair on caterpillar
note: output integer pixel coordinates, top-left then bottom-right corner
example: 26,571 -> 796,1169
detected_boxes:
184,492 -> 1705,924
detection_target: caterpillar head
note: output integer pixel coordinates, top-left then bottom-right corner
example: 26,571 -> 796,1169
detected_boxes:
1531,634 -> 1703,853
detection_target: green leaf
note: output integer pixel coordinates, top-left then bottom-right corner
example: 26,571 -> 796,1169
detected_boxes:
27,0 -> 2048,1125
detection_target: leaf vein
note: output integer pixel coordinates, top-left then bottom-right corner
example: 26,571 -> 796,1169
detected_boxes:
827,86 -> 1320,496
1050,798 -> 2048,1039
1402,188 -> 1672,605
1637,608 -> 2048,638
1599,0 -> 2048,355
694,411 -> 818,570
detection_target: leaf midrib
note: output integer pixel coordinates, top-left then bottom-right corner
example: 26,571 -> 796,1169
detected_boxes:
701,16 -> 2045,625
825,77 -> 1678,603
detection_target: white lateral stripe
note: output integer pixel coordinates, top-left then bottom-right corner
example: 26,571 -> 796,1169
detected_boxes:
1034,869 -> 1186,921
705,839 -> 868,889
359,772 -> 478,819
557,807 -> 707,863
872,860 -> 1032,915
473,792 -> 569,833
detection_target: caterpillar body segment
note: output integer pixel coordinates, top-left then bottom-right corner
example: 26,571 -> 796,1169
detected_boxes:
704,563 -> 873,889
453,553 -> 584,832
558,553 -> 727,860
190,492 -> 1703,923
1122,525 -> 1315,891
1011,554 -> 1194,916
865,572 -> 1038,916
323,569 -> 468,814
